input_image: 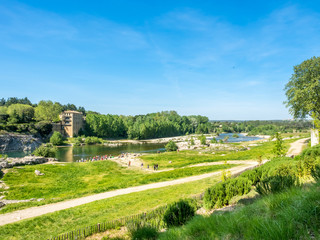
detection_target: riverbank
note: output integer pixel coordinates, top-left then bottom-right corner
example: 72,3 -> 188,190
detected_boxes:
0,156 -> 57,169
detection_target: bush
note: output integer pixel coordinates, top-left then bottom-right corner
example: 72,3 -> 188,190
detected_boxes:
84,136 -> 102,145
256,175 -> 299,195
165,141 -> 178,152
198,135 -> 207,145
0,169 -> 3,179
311,165 -> 320,182
163,200 -> 196,227
35,121 -> 53,136
33,144 -> 57,157
301,144 -> 320,159
210,138 -> 217,143
204,177 -> 252,209
50,131 -> 64,145
131,226 -> 158,240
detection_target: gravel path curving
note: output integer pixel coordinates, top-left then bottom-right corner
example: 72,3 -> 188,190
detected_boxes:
286,138 -> 309,157
0,161 -> 258,226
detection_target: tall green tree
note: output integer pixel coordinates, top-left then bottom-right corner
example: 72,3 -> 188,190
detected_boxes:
285,56 -> 320,124
50,131 -> 64,145
272,132 -> 285,157
7,104 -> 34,123
35,100 -> 63,122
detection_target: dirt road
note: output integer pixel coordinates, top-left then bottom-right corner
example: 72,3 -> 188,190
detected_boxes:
286,138 -> 309,156
0,161 -> 259,226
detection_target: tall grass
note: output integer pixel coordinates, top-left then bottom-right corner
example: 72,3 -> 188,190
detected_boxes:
159,183 -> 320,240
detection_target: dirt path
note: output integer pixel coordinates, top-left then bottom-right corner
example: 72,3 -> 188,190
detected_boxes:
0,161 -> 259,226
286,138 -> 309,157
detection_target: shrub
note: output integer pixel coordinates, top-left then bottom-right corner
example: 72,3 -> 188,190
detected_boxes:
50,131 -> 64,145
190,137 -> 195,145
33,144 -> 57,157
131,226 -> 158,240
301,144 -> 320,159
311,165 -> 320,182
198,135 -> 207,145
210,138 -> 217,143
35,121 -> 53,136
84,136 -> 102,145
272,132 -> 285,157
256,175 -> 299,195
0,169 -> 3,179
163,200 -> 195,227
165,141 -> 178,152
204,177 -> 252,209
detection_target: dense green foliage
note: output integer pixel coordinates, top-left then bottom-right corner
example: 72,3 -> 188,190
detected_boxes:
159,183 -> 320,240
204,177 -> 252,209
163,200 -> 196,227
0,97 -> 312,140
85,111 -> 212,139
34,100 -> 63,122
256,175 -> 298,195
285,56 -> 320,122
50,131 -> 64,145
130,225 -> 158,240
211,120 -> 311,135
311,165 -> 320,181
84,136 -> 103,145
301,144 -> 320,158
32,144 -> 57,157
165,141 -> 178,152
272,132 -> 285,157
198,134 -> 207,145
0,97 -> 85,136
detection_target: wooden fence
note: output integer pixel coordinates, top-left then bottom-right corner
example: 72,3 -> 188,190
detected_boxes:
48,193 -> 205,240
48,164 -> 258,240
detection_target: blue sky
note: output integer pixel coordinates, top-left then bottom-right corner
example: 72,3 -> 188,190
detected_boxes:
1,0 -> 320,120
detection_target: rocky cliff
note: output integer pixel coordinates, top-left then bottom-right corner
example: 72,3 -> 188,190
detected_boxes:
0,134 -> 43,153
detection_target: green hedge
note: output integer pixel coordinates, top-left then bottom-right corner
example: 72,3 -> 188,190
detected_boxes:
204,177 -> 252,210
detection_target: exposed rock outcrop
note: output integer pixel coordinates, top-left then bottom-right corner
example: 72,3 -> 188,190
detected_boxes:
0,134 -> 43,153
0,156 -> 56,169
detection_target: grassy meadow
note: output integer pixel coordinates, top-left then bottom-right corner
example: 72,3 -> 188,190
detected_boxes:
1,160 -> 234,214
0,175 -> 221,240
140,138 -> 297,169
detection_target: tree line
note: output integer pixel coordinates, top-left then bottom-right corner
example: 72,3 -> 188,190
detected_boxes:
0,97 -> 312,139
84,111 -> 212,139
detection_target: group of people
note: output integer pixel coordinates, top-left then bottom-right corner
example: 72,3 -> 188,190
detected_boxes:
76,155 -> 113,162
75,153 -> 159,171
76,152 -> 131,163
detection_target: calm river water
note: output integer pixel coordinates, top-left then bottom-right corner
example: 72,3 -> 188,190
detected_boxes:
6,134 -> 261,162
6,143 -> 166,162
212,133 -> 261,143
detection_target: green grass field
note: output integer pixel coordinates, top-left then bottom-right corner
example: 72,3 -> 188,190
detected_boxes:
0,175 -> 221,240
1,161 -> 234,214
140,139 -> 295,169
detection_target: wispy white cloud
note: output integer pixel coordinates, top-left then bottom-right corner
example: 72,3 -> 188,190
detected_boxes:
0,2 -> 148,55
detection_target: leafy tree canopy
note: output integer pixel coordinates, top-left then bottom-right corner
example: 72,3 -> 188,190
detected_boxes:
285,56 -> 320,122
35,100 -> 63,122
